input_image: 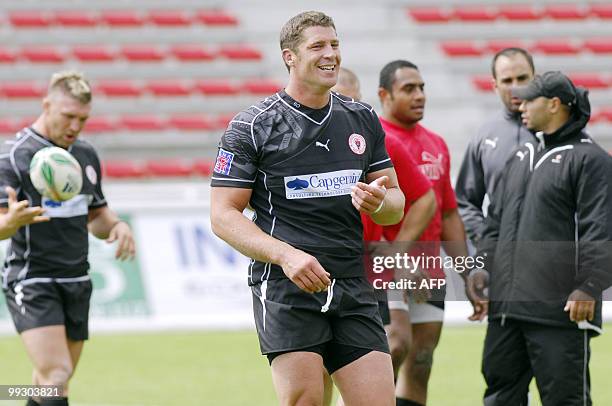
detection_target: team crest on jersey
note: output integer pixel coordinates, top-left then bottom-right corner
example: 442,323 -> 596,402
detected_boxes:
214,149 -> 234,175
348,133 -> 366,155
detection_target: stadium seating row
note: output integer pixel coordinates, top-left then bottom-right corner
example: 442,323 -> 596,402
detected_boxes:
103,159 -> 214,178
2,107 -> 609,137
591,107 -> 612,124
0,113 -> 236,134
101,127 -> 610,177
0,79 -> 283,98
441,38 -> 612,57
408,4 -> 612,23
3,10 -> 238,27
0,44 -> 262,63
472,73 -> 612,91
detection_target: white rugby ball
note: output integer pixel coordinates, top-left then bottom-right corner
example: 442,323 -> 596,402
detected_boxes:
29,146 -> 83,201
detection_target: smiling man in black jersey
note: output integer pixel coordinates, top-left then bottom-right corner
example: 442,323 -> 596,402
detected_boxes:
211,11 -> 404,406
0,71 -> 135,406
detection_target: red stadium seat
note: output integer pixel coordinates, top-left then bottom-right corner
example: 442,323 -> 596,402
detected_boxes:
120,45 -> 164,62
96,81 -> 142,97
169,45 -> 215,61
14,117 -> 35,129
9,11 -> 51,27
192,159 -> 214,176
407,8 -> 451,23
168,115 -> 216,131
215,113 -> 236,129
498,6 -> 542,21
0,49 -> 17,63
0,82 -> 45,98
440,41 -> 483,57
21,47 -> 65,63
569,74 -> 609,90
194,80 -> 239,95
583,38 -> 612,54
103,161 -> 147,179
532,39 -> 580,55
145,80 -> 191,96
195,10 -> 238,26
120,115 -> 167,131
53,11 -> 97,27
486,40 -> 527,53
0,118 -> 20,134
72,46 -> 116,62
218,45 -> 262,60
148,10 -> 191,26
242,80 -> 283,95
593,107 -> 612,123
84,117 -> 117,133
590,4 -> 612,19
453,7 -> 497,22
543,5 -> 587,20
145,160 -> 192,177
100,11 -> 144,27
472,76 -> 494,92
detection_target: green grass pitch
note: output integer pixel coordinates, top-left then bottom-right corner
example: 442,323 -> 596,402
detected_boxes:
0,325 -> 610,405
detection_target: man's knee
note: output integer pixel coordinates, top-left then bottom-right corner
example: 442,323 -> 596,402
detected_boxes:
280,387 -> 324,406
388,330 -> 411,369
409,348 -> 434,381
36,363 -> 73,388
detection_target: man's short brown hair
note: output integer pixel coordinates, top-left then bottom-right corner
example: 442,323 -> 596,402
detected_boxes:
279,11 -> 336,55
48,70 -> 92,104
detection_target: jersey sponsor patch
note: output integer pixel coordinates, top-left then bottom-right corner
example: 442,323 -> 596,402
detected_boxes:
284,169 -> 363,200
85,165 -> 97,185
42,194 -> 90,218
214,149 -> 234,175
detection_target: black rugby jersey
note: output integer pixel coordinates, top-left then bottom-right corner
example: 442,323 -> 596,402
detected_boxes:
0,128 -> 107,286
211,90 -> 393,283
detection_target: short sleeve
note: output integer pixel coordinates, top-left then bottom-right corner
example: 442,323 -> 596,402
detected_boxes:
0,149 -> 21,208
210,119 -> 259,188
89,148 -> 107,209
386,136 -> 431,202
367,113 -> 393,173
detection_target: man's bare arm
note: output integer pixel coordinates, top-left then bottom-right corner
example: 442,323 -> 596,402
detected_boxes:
210,186 -> 330,293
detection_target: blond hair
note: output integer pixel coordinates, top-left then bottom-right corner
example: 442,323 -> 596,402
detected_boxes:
48,70 -> 92,104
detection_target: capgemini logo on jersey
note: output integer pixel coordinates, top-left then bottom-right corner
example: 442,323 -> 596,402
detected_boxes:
286,178 -> 309,190
284,169 -> 363,200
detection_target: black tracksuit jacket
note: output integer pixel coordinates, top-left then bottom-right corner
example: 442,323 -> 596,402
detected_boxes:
478,88 -> 612,331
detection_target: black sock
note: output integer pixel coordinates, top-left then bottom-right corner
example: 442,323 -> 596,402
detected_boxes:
396,398 -> 424,406
26,398 -> 40,406
40,398 -> 68,406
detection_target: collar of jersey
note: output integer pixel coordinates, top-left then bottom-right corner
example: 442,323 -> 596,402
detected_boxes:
277,90 -> 333,126
379,117 -> 420,138
27,127 -> 74,152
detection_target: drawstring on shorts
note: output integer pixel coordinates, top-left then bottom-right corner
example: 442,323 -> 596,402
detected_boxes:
321,279 -> 336,313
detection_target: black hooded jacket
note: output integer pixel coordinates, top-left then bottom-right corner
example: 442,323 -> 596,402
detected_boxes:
478,88 -> 612,331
